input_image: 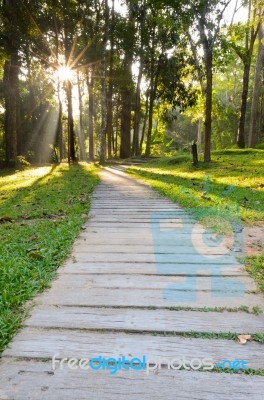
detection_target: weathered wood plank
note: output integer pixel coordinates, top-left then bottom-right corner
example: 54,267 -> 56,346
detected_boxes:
73,252 -> 242,265
72,243 -> 244,256
51,273 -> 257,291
72,244 -> 242,256
0,359 -> 263,400
26,306 -> 264,332
59,262 -> 248,276
3,328 -> 264,369
35,286 -> 263,309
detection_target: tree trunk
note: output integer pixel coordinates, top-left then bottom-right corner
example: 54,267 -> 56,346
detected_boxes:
106,0 -> 115,159
66,81 -> 76,163
145,52 -> 161,157
77,71 -> 85,160
120,84 -> 132,158
3,56 -> 19,166
58,96 -> 63,162
99,0 -> 109,164
133,4 -> 146,156
204,50 -> 213,162
140,92 -> 149,154
100,60 -> 107,164
63,0 -> 76,163
120,2 -> 134,159
236,2 -> 260,148
133,61 -> 143,156
237,61 -> 251,148
2,0 -> 21,166
248,24 -> 263,147
87,67 -> 94,161
145,90 -> 154,157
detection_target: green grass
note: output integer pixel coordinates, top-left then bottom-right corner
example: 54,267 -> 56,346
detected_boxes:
151,330 -> 264,343
0,163 -> 99,352
127,149 -> 264,223
246,255 -> 264,292
127,149 -> 264,291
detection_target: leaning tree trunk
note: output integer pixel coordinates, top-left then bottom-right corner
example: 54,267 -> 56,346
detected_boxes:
145,89 -> 154,158
145,42 -> 155,158
236,3 -> 260,148
133,61 -> 143,156
204,49 -> 213,162
140,92 -> 149,154
248,24 -> 263,147
133,4 -> 146,156
237,60 -> 251,148
120,2 -> 134,159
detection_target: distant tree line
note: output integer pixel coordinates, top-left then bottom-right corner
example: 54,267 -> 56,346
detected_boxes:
0,0 -> 263,167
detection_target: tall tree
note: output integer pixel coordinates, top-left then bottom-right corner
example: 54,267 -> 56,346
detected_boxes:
227,0 -> 262,147
106,0 -> 115,159
63,0 -> 77,163
120,1 -> 135,159
99,0 -> 109,164
132,0 -> 147,156
248,20 -> 263,146
188,0 -> 232,162
2,0 -> 21,166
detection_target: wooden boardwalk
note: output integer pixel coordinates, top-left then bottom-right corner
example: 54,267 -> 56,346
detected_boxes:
0,166 -> 264,399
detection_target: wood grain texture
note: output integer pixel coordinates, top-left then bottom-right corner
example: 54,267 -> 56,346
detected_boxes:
50,273 -> 257,291
0,359 -> 263,400
59,262 -> 248,276
35,286 -> 263,309
3,328 -> 264,369
25,306 -> 264,333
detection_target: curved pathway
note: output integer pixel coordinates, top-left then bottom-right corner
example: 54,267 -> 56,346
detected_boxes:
0,167 -> 263,399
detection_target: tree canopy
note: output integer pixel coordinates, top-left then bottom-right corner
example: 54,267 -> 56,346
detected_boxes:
0,0 -> 263,167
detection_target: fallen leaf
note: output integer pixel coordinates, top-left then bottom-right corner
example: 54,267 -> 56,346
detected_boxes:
238,334 -> 251,345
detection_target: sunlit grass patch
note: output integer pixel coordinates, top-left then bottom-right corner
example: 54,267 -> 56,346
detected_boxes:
127,149 -> 264,292
0,163 -> 99,352
127,150 -> 264,224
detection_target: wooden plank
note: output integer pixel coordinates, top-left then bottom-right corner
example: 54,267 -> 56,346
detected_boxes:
91,201 -> 179,204
89,209 -> 186,213
89,207 -> 178,211
35,286 -> 263,309
0,359 -> 263,400
72,244 -> 242,256
52,273 -> 257,291
3,328 -> 264,369
73,253 -> 241,265
59,262 -> 248,276
26,306 -> 264,334
89,216 -> 196,222
72,242 -> 243,253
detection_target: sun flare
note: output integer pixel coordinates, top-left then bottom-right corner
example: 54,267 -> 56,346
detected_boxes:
56,66 -> 75,81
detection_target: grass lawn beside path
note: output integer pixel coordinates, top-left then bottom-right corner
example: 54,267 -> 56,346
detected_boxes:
0,163 -> 99,352
127,149 -> 264,293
